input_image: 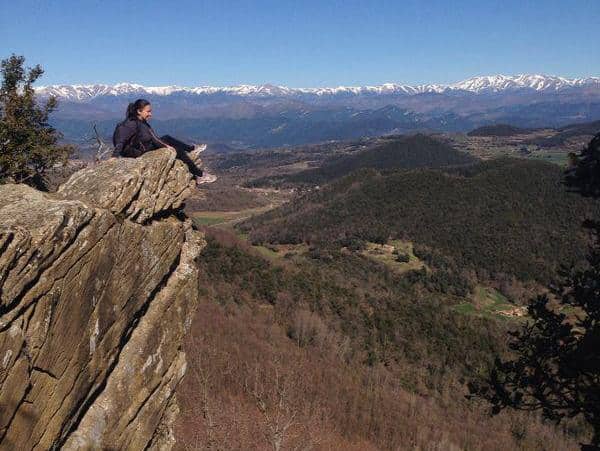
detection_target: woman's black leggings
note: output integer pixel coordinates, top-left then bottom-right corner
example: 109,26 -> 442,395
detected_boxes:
159,135 -> 203,177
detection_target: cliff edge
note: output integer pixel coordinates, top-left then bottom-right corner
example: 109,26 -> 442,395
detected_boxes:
0,149 -> 205,450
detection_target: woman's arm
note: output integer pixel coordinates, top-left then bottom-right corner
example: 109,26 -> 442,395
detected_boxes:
146,123 -> 170,150
113,121 -> 139,156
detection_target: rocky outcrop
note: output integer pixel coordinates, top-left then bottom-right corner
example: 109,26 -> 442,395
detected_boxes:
0,149 -> 205,450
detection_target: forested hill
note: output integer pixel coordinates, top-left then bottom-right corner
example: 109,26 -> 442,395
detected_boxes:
248,134 -> 477,187
532,119 -> 600,148
467,124 -> 532,136
242,158 -> 600,284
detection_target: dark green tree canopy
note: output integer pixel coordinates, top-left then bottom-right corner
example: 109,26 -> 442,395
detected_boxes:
474,131 -> 600,450
565,132 -> 600,198
0,54 -> 73,189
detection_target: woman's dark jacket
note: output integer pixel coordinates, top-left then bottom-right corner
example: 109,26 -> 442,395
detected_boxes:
112,118 -> 164,157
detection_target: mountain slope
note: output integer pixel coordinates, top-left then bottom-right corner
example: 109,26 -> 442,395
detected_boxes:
467,124 -> 533,136
531,120 -> 600,148
248,134 -> 476,187
242,158 -> 600,284
175,228 -> 580,449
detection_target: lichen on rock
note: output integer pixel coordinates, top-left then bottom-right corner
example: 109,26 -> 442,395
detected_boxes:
0,149 -> 204,450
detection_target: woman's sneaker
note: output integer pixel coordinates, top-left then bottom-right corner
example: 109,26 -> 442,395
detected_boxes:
189,144 -> 207,163
196,170 -> 217,186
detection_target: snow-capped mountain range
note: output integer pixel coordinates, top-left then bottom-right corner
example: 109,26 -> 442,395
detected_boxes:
36,74 -> 600,102
42,73 -> 600,148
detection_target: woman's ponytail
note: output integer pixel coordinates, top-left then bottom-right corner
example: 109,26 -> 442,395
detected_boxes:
125,102 -> 136,120
125,99 -> 151,120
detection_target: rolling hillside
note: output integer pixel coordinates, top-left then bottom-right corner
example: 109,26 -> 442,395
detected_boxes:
242,158 -> 600,284
248,134 -> 476,187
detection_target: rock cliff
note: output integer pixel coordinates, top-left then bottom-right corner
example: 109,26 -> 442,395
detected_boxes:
0,149 -> 205,450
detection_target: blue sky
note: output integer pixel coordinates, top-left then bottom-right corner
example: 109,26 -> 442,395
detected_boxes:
1,0 -> 599,87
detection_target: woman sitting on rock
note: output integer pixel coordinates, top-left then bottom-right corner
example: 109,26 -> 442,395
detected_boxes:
113,98 -> 214,185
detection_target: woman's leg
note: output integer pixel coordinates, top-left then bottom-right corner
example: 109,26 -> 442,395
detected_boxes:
160,134 -> 202,177
160,134 -> 194,152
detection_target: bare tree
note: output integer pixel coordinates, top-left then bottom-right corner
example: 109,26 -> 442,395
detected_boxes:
91,123 -> 114,162
246,361 -> 320,451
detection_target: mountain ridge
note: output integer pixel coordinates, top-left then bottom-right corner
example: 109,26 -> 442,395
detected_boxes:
36,74 -> 600,101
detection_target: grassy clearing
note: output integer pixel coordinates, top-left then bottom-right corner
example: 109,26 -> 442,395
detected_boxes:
529,150 -> 569,166
453,285 -> 526,320
193,205 -> 310,265
191,204 -> 276,228
253,245 -> 280,261
359,240 -> 426,274
251,242 -> 311,263
193,216 -> 228,226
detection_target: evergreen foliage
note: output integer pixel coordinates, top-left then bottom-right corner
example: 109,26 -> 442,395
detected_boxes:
475,132 -> 600,450
0,54 -> 73,189
476,250 -> 600,448
199,230 -> 504,381
182,231 -> 580,449
248,134 -> 476,188
243,158 -> 600,284
565,132 -> 600,198
467,124 -> 531,137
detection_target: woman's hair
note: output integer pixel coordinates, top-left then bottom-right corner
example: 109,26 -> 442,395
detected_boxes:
126,98 -> 151,119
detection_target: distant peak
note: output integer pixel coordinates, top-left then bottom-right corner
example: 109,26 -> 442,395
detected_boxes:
35,74 -> 600,101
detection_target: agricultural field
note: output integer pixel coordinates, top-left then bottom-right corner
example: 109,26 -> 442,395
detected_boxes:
453,286 -> 526,319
